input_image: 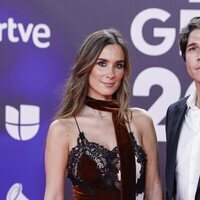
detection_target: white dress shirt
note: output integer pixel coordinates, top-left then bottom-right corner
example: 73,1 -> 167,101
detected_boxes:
175,90 -> 200,200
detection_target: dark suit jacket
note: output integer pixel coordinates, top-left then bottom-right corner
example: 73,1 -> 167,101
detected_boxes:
165,96 -> 200,200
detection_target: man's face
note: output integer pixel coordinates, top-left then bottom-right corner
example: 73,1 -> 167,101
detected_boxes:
185,29 -> 200,84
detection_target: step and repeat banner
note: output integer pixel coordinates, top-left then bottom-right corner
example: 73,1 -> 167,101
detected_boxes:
0,0 -> 200,199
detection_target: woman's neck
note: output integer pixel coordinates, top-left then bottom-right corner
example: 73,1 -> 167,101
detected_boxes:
81,105 -> 112,119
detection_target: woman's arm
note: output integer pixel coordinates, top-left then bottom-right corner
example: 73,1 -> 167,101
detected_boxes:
133,109 -> 163,199
44,120 -> 70,200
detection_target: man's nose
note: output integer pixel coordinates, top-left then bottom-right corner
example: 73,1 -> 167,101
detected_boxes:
196,47 -> 200,59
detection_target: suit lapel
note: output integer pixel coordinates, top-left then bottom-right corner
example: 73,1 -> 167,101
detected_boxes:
195,178 -> 200,200
166,97 -> 188,198
168,99 -> 187,163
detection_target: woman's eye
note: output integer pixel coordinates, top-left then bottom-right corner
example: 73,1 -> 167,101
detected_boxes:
97,61 -> 106,67
116,63 -> 124,69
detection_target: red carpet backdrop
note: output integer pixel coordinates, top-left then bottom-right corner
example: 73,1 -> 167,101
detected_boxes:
0,0 -> 200,199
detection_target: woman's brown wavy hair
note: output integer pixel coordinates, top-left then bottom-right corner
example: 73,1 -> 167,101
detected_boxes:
55,28 -> 131,121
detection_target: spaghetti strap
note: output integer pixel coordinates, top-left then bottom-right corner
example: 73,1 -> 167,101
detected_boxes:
74,116 -> 81,133
125,112 -> 132,133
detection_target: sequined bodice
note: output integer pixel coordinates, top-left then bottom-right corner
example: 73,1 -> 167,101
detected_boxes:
67,130 -> 147,199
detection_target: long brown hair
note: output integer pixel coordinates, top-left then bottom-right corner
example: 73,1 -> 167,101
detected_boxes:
55,28 -> 131,120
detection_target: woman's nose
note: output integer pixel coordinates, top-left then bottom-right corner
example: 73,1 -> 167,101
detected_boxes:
106,67 -> 115,78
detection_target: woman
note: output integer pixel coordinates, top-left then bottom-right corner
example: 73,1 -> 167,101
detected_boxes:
44,28 -> 163,199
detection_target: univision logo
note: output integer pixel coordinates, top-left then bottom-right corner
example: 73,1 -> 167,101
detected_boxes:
5,105 -> 40,141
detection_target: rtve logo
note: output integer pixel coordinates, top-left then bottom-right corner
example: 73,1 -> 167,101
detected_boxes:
0,18 -> 51,48
5,105 -> 40,141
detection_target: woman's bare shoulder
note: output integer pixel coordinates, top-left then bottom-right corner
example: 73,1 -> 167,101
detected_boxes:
128,107 -> 152,122
127,108 -> 158,154
48,118 -> 75,139
127,107 -> 154,134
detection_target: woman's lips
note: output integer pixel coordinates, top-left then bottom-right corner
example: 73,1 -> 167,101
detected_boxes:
102,82 -> 115,87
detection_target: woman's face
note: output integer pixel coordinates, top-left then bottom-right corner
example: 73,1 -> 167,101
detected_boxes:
88,44 -> 125,100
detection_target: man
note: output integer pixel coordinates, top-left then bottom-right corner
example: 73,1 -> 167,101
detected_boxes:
165,17 -> 200,200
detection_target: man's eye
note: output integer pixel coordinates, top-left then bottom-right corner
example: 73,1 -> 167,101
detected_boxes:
188,47 -> 196,51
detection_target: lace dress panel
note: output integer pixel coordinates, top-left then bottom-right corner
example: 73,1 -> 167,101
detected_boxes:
67,131 -> 147,198
67,131 -> 120,194
130,132 -> 147,197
